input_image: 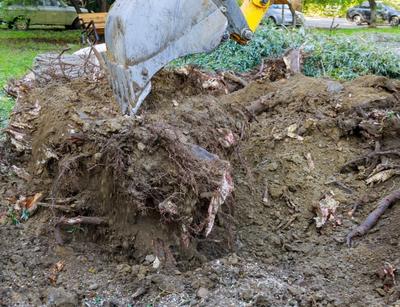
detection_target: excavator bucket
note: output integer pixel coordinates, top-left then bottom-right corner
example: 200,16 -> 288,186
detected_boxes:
105,0 -> 229,115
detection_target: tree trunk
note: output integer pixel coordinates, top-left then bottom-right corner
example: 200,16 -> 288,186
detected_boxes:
287,1 -> 297,26
369,0 -> 377,27
70,0 -> 82,14
96,0 -> 107,12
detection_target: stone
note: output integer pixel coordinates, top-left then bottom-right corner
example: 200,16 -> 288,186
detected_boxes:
326,81 -> 344,94
196,287 -> 209,299
227,253 -> 239,265
266,161 -> 279,171
88,283 -> 99,291
131,265 -> 140,276
116,263 -> 132,274
269,184 -> 285,199
254,294 -> 269,307
47,287 -> 78,307
137,265 -> 149,280
239,288 -> 253,302
145,254 -> 155,263
375,287 -> 386,297
152,256 -> 161,269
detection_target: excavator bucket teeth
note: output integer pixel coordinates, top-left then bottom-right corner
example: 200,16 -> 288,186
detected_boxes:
105,0 -> 228,115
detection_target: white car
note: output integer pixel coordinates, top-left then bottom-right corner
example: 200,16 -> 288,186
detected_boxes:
0,0 -> 88,30
265,4 -> 304,26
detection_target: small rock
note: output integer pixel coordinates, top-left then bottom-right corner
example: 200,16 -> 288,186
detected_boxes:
88,283 -> 99,291
227,253 -> 239,265
266,161 -> 279,171
239,288 -> 253,302
137,265 -> 149,279
151,274 -> 184,293
254,294 -> 269,307
47,287 -> 78,307
116,263 -> 132,274
131,286 -> 147,299
375,287 -> 386,297
269,184 -> 285,199
94,152 -> 102,161
196,287 -> 209,299
131,265 -> 140,276
153,256 -> 161,269
326,81 -> 344,94
137,142 -> 146,151
145,254 -> 155,263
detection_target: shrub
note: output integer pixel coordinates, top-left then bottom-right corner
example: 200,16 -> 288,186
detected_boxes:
172,25 -> 400,80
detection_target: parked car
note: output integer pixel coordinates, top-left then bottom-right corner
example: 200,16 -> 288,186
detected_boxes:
265,4 -> 304,26
346,1 -> 400,26
0,0 -> 88,30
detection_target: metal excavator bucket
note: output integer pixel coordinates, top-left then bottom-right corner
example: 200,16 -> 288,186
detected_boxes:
105,0 -> 259,115
105,0 -> 227,115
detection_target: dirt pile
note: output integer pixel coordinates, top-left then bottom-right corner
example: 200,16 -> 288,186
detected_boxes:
1,65 -> 400,306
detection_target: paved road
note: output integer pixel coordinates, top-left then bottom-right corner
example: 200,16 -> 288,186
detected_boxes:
304,17 -> 357,29
304,17 -> 393,29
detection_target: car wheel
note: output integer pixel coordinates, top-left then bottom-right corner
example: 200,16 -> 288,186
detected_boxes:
267,17 -> 277,26
352,15 -> 363,25
66,18 -> 81,30
390,16 -> 400,26
13,16 -> 29,30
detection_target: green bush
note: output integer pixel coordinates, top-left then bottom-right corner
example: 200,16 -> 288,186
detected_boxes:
172,25 -> 400,80
303,0 -> 400,17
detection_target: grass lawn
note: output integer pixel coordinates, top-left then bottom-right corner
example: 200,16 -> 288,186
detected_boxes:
0,28 -> 81,128
316,27 -> 400,36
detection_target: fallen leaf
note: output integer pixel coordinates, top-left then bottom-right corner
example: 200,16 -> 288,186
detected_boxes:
48,260 -> 65,285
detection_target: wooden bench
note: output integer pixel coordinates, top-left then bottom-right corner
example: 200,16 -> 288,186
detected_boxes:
79,13 -> 107,43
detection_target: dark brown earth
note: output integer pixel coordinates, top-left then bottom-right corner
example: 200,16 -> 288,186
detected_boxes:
1,66 -> 400,306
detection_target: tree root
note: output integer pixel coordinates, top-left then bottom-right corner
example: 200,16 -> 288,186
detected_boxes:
346,189 -> 400,247
55,216 -> 107,245
341,150 -> 400,173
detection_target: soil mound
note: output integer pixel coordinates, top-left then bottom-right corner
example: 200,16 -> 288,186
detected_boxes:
1,66 -> 400,306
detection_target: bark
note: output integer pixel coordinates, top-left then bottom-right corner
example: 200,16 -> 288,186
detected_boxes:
69,0 -> 82,14
287,1 -> 297,26
96,0 -> 107,12
346,189 -> 400,246
369,0 -> 377,27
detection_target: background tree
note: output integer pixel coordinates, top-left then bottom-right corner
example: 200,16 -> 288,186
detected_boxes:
368,0 -> 377,27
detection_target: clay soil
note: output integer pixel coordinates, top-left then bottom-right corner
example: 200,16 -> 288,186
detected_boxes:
1,66 -> 400,307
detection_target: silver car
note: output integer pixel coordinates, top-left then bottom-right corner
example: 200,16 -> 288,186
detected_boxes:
265,4 -> 304,26
0,0 -> 87,30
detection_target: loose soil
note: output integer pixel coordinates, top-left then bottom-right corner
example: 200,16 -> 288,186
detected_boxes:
1,65 -> 400,306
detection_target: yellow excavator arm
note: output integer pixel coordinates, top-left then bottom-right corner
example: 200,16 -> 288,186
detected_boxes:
240,0 -> 271,32
104,0 -> 272,115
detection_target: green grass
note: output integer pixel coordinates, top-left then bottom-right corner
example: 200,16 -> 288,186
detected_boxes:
316,27 -> 400,36
0,28 -> 81,127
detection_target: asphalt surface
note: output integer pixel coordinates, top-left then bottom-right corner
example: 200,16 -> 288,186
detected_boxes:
304,16 -> 394,29
304,17 -> 356,29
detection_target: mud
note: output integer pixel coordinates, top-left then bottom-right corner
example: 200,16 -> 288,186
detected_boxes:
1,67 -> 400,306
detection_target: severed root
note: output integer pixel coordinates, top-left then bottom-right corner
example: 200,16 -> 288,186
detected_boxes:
346,189 -> 400,247
55,216 -> 107,245
341,150 -> 400,173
